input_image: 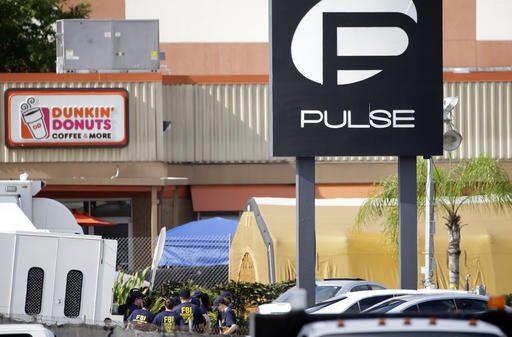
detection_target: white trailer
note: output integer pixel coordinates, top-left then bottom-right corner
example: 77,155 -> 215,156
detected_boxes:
0,176 -> 117,324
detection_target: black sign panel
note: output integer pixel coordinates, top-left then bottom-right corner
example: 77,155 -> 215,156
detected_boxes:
271,0 -> 443,156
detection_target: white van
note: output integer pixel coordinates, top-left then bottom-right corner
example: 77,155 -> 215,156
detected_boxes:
0,177 -> 117,324
297,318 -> 506,337
0,324 -> 54,337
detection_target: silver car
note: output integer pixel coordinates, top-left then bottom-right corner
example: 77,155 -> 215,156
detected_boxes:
363,292 -> 488,314
258,278 -> 387,314
307,289 -> 420,314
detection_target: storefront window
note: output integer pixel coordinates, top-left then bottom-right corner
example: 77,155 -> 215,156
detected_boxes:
91,200 -> 131,217
60,198 -> 133,270
60,199 -> 132,235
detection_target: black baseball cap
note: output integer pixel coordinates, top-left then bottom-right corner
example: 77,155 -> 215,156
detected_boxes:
129,288 -> 144,299
213,291 -> 231,310
191,290 -> 204,298
191,297 -> 200,306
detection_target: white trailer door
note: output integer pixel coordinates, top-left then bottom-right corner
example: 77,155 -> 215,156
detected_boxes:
11,235 -> 58,318
0,233 -> 16,315
52,237 -> 101,322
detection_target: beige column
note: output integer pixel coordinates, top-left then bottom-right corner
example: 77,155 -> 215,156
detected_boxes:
173,188 -> 179,228
151,186 -> 158,255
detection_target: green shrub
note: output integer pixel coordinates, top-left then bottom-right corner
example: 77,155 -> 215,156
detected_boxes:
150,296 -> 167,314
113,267 -> 150,305
506,294 -> 512,307
210,280 -> 295,313
151,279 -> 217,302
152,279 -> 295,334
153,279 -> 295,313
210,280 -> 295,334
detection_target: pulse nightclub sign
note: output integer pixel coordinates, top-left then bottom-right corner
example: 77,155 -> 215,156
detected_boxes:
271,0 -> 443,156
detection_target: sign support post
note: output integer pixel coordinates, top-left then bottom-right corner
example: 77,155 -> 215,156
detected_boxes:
296,156 -> 316,307
398,156 -> 418,289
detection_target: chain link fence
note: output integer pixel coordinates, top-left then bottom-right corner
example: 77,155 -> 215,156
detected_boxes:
115,236 -> 231,289
1,313 -> 223,337
114,237 -> 152,273
113,235 -> 250,334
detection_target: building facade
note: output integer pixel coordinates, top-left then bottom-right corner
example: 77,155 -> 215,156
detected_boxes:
1,0 -> 512,275
2,72 -> 512,237
70,0 -> 512,75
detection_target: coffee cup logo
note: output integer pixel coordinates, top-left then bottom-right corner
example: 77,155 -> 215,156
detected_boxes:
20,97 -> 48,139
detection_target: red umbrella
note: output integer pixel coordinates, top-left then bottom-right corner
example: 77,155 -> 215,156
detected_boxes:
73,212 -> 117,226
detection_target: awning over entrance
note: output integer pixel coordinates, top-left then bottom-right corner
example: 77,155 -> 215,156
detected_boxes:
190,184 -> 375,212
73,212 -> 117,226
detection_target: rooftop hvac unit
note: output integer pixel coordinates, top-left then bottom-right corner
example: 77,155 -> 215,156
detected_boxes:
56,19 -> 164,73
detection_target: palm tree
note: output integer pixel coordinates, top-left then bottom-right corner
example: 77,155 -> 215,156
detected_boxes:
355,155 -> 512,289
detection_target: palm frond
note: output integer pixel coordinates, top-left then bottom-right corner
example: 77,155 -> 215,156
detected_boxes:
353,154 -> 512,261
355,176 -> 398,229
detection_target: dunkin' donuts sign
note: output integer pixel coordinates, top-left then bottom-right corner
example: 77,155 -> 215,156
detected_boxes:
5,89 -> 128,147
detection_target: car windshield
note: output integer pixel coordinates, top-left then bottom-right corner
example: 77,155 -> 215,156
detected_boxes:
316,286 -> 342,303
306,296 -> 348,313
274,286 -> 342,304
362,299 -> 405,313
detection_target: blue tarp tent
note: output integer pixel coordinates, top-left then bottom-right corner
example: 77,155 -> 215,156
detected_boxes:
158,217 -> 238,267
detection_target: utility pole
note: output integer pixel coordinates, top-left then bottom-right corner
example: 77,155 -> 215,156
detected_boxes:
422,156 -> 436,289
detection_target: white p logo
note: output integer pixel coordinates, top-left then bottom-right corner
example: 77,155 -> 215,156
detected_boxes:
291,0 -> 417,85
